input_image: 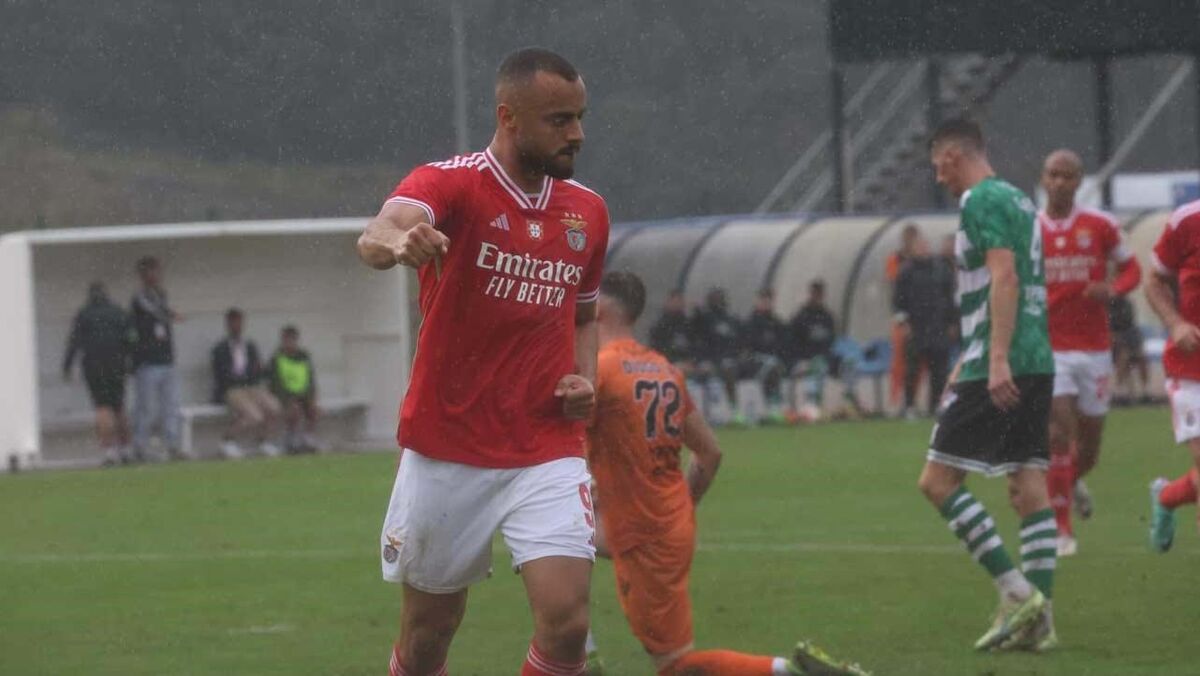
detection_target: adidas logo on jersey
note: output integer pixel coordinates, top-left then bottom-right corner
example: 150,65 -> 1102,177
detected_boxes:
489,213 -> 510,231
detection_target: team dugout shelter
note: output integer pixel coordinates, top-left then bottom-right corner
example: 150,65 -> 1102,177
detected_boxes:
0,220 -> 414,471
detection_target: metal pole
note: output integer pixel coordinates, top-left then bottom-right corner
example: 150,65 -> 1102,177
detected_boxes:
1195,52 -> 1200,183
1095,56 -> 1114,209
451,0 -> 469,154
926,57 -> 945,209
830,64 -> 847,213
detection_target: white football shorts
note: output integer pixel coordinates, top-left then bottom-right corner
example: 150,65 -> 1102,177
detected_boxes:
1052,350 -> 1113,417
1167,378 -> 1200,444
380,449 -> 595,593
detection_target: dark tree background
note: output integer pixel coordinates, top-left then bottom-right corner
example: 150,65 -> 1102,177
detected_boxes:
0,1 -> 1194,227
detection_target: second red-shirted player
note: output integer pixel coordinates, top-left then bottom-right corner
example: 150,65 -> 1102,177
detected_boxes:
1038,149 -> 1142,556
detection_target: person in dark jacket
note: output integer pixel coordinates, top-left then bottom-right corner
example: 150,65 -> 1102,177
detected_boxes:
648,289 -> 696,370
787,279 -> 860,415
690,288 -> 741,406
893,236 -> 957,417
211,308 -> 281,459
270,325 -> 323,453
63,282 -> 132,465
740,288 -> 788,418
130,256 -> 187,460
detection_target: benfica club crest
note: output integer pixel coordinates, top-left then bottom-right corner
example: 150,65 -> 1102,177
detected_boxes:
1075,229 -> 1093,249
527,220 -> 543,240
567,229 -> 587,252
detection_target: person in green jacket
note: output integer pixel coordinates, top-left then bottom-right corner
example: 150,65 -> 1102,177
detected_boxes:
270,325 -> 323,453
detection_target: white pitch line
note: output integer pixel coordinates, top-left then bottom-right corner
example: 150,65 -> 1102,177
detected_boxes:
0,541 -> 1192,564
0,549 -> 358,564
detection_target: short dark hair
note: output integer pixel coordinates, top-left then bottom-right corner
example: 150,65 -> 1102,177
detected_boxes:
281,324 -> 299,337
600,271 -> 646,323
497,47 -> 579,88
136,255 -> 159,273
225,307 -> 243,321
930,117 -> 985,153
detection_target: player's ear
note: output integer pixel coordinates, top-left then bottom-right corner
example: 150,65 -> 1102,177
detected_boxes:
496,102 -> 517,130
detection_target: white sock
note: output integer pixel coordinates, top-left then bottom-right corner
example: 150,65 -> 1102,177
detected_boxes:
995,569 -> 1034,602
585,630 -> 598,654
771,657 -> 790,675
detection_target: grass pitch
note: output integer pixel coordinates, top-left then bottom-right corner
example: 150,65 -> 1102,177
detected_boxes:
2,407 -> 1196,675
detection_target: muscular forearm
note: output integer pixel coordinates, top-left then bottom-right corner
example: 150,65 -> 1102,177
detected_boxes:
686,454 -> 720,503
1146,273 -> 1183,329
988,266 -> 1018,363
1111,258 -> 1142,296
574,316 -> 598,382
356,217 -> 404,270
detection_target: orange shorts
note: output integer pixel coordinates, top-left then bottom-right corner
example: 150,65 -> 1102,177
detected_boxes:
610,521 -> 696,656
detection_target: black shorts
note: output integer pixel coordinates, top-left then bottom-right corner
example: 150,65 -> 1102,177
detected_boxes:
1112,328 -> 1145,359
84,363 -> 126,410
927,374 -> 1052,476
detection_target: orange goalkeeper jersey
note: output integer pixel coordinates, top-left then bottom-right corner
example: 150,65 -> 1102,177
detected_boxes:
587,337 -> 696,553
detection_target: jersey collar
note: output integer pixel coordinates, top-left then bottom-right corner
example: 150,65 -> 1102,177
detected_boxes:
1038,207 -> 1078,232
484,148 -> 554,211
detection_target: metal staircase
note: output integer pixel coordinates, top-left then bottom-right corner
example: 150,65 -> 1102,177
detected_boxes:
756,54 -> 1025,215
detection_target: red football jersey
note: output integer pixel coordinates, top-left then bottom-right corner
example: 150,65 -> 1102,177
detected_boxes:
1152,199 -> 1200,381
386,149 -> 610,468
1040,208 -> 1133,351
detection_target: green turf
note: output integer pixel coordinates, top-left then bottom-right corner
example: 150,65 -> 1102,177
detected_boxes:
2,407 -> 1196,675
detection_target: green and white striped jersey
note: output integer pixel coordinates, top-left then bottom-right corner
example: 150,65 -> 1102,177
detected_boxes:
954,177 -> 1053,382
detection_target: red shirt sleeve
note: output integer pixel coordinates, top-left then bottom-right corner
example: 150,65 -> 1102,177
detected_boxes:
384,165 -> 461,231
1154,218 -> 1188,275
576,204 -> 610,304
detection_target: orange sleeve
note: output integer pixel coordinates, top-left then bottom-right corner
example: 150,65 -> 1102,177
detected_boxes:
885,252 -> 900,282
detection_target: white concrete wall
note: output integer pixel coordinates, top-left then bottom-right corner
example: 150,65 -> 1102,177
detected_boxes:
0,235 -> 39,469
23,223 -> 409,465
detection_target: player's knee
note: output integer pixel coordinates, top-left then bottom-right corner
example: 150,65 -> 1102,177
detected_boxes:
917,469 -> 953,505
401,614 -> 459,664
533,603 -> 589,658
1047,420 -> 1069,449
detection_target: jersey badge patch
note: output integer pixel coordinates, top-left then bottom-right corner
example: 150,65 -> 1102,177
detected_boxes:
567,229 -> 587,252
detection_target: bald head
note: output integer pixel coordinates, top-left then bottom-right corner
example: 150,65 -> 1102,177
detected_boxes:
1044,149 -> 1083,176
495,48 -> 580,104
1041,148 -> 1084,216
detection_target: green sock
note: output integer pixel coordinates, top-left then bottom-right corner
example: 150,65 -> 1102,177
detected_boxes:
1019,508 -> 1057,599
939,487 -> 1016,578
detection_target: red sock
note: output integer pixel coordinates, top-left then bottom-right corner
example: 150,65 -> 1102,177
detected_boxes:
659,650 -> 776,676
389,645 -> 447,676
1047,452 -> 1074,536
1159,468 -> 1200,509
522,643 -> 584,676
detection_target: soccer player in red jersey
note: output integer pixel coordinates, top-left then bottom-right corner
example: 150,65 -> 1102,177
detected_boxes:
584,271 -> 868,676
357,48 -> 609,676
1146,198 -> 1200,552
1038,150 -> 1142,556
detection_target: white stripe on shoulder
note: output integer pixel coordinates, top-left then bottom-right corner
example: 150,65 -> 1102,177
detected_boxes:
426,152 -> 487,171
1151,251 -> 1176,275
1080,207 -> 1119,229
576,288 -> 600,303
1168,199 -> 1200,230
565,179 -> 603,199
385,196 -> 436,225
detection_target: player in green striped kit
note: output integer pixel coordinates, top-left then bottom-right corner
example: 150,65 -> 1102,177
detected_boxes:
916,119 -> 1058,652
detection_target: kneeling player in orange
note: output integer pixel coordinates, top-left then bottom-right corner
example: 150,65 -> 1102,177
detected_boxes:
584,271 -> 868,676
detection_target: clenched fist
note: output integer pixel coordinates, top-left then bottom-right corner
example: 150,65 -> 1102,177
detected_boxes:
393,222 -> 450,269
555,374 -> 596,421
